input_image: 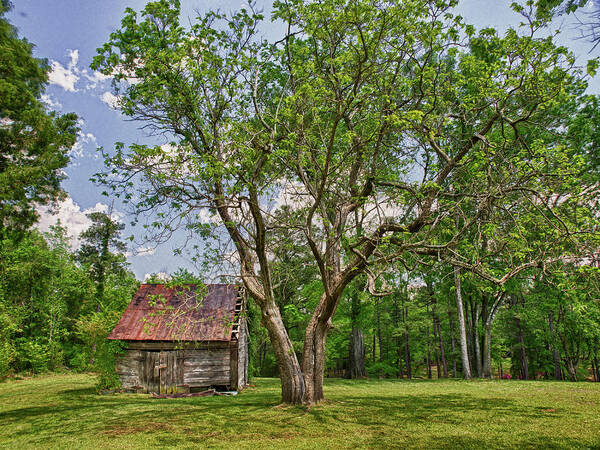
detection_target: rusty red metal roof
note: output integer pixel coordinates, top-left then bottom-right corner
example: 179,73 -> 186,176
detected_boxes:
108,284 -> 239,341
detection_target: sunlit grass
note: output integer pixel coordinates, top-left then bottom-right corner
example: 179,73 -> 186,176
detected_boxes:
1,374 -> 599,449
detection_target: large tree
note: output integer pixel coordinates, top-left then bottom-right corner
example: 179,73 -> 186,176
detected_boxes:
0,3 -> 78,237
77,211 -> 127,311
93,0 -> 596,404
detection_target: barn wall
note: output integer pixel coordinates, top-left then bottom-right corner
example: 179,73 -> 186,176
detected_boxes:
183,346 -> 231,387
115,349 -> 143,389
116,343 -> 235,390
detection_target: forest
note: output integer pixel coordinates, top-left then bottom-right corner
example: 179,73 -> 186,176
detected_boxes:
1,0 -> 600,415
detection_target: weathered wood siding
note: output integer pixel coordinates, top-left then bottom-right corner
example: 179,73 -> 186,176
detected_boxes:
183,347 -> 231,387
116,340 -> 245,391
115,350 -> 144,389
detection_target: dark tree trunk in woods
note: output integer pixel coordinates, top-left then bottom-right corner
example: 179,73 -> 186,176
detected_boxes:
426,320 -> 432,379
454,266 -> 472,379
393,295 -> 403,378
482,324 -> 492,379
465,297 -> 474,369
514,314 -> 529,380
482,293 -> 505,379
346,328 -> 366,379
425,302 -> 432,379
377,302 -> 383,362
429,287 -> 448,378
345,291 -> 366,379
372,333 -> 376,363
397,341 -> 404,378
448,307 -> 457,378
473,302 -> 482,378
433,322 -> 441,379
548,312 -> 563,380
404,306 -> 412,379
566,360 -> 578,381
436,317 -> 448,378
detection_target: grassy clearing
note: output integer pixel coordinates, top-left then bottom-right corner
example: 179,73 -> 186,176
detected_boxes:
0,374 -> 599,449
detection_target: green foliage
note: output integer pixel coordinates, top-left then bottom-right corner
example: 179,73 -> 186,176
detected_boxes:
0,5 -> 78,236
0,214 -> 137,382
94,339 -> 126,391
15,339 -> 50,373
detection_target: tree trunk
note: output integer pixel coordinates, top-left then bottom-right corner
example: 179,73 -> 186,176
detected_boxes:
448,307 -> 457,378
345,289 -> 366,379
346,328 -> 367,379
426,323 -> 432,379
261,302 -> 305,404
482,323 -> 493,379
404,306 -> 412,379
372,333 -> 376,363
432,307 -> 441,379
515,315 -> 529,380
377,302 -> 383,362
434,335 -> 441,379
473,303 -> 482,378
426,301 -> 432,380
548,311 -> 562,380
436,315 -> 448,378
454,266 -> 472,380
429,289 -> 447,379
566,359 -> 578,382
302,312 -> 330,404
482,292 -> 504,379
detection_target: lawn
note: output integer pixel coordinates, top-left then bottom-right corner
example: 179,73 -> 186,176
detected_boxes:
1,374 -> 599,449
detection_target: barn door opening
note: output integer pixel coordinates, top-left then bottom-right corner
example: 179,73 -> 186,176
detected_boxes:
158,350 -> 184,394
141,350 -> 184,393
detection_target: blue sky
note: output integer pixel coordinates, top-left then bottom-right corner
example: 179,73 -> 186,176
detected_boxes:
7,0 -> 599,280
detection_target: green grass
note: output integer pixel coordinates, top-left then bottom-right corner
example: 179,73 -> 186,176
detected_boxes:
1,374 -> 600,449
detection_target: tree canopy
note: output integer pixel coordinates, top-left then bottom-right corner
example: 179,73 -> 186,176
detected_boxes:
0,4 -> 78,237
92,0 -> 599,404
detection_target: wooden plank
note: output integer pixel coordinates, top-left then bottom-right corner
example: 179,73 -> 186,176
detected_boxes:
230,342 -> 238,390
145,351 -> 152,392
184,349 -> 230,359
177,351 -> 184,386
169,351 -> 175,394
151,351 -> 159,393
127,341 -> 230,351
160,351 -> 166,394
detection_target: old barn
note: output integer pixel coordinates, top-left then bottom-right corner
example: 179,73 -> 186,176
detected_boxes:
108,283 -> 248,394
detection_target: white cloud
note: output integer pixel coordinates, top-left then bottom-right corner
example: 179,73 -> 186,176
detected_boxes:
48,61 -> 78,92
36,197 -> 122,249
68,49 -> 79,66
198,208 -> 219,224
144,272 -> 170,282
71,131 -> 98,158
101,91 -> 122,109
40,94 -> 62,110
136,246 -> 156,256
48,49 -> 81,92
84,70 -> 112,90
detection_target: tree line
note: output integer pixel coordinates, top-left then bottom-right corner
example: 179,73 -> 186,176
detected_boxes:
0,217 -> 137,385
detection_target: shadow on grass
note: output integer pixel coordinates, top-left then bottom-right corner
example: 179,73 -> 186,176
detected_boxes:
1,377 -> 598,448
